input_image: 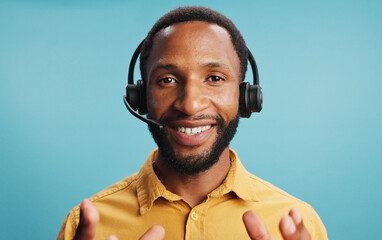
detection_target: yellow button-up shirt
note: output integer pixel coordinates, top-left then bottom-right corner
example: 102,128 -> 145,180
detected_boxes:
58,149 -> 327,240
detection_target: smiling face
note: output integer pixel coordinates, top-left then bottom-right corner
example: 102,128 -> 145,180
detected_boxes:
145,21 -> 241,175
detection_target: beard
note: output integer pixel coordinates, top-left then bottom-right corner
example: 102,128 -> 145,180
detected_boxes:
148,113 -> 240,176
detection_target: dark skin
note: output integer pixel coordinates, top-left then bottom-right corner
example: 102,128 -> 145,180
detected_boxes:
73,21 -> 311,240
145,21 -> 240,207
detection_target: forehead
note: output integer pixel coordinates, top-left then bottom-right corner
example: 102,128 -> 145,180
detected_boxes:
147,21 -> 240,78
158,20 -> 231,42
154,21 -> 233,52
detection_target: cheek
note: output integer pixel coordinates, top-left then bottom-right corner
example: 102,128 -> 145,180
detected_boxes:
212,85 -> 240,118
146,91 -> 160,119
146,89 -> 175,119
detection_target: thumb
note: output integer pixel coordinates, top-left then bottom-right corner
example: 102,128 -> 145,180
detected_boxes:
243,211 -> 274,240
74,199 -> 100,240
139,225 -> 165,240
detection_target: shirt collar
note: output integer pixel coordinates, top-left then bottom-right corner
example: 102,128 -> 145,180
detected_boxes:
208,149 -> 260,202
136,148 -> 259,215
136,149 -> 182,215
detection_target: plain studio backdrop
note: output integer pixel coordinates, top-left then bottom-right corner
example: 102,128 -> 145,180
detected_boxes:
1,0 -> 381,239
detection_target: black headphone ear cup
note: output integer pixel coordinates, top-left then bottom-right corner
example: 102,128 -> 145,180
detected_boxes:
125,84 -> 140,111
137,80 -> 147,115
249,85 -> 262,113
239,82 -> 263,118
239,82 -> 251,118
125,80 -> 147,114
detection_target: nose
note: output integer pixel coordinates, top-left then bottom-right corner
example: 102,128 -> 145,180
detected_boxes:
173,79 -> 209,116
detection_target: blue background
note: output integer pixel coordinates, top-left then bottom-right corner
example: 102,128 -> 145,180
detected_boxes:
1,0 -> 381,239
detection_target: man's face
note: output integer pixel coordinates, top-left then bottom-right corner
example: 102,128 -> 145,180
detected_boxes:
145,21 -> 241,175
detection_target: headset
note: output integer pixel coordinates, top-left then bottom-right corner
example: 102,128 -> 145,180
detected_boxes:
123,40 -> 263,130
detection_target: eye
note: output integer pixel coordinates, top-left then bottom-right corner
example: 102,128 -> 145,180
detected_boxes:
207,76 -> 224,82
159,77 -> 176,84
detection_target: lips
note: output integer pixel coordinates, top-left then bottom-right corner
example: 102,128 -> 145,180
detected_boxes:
175,125 -> 212,135
168,124 -> 215,146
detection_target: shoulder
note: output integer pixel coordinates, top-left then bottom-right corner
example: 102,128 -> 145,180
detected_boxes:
66,172 -> 139,213
57,173 -> 139,240
88,172 -> 139,203
247,173 -> 328,239
247,172 -> 317,216
248,173 -> 305,203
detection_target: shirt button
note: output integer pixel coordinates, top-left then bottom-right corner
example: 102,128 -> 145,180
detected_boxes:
190,211 -> 198,221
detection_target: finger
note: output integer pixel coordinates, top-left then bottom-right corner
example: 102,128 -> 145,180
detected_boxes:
74,199 -> 100,240
279,215 -> 298,240
138,225 -> 165,240
289,208 -> 302,227
279,208 -> 311,240
289,208 -> 311,240
243,210 -> 274,240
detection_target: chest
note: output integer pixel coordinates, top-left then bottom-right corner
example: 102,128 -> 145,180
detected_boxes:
96,196 -> 286,240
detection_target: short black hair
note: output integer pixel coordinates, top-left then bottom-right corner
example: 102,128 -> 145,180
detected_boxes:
139,6 -> 248,82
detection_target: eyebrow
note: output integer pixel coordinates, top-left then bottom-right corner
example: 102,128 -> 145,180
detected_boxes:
203,61 -> 230,70
152,63 -> 178,72
150,61 -> 231,74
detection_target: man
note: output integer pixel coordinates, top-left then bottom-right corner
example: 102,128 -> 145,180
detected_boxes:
58,6 -> 327,240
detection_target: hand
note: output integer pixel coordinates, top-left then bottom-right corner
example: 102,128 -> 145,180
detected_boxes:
73,199 -> 165,240
243,208 -> 311,240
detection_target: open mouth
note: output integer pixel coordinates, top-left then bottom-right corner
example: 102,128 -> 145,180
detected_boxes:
174,125 -> 212,136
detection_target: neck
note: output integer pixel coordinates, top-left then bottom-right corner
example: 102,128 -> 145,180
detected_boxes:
153,147 -> 231,207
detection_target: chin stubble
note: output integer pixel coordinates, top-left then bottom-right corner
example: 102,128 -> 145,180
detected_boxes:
148,114 -> 239,175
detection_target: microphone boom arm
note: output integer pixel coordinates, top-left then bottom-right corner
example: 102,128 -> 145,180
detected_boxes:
123,96 -> 163,130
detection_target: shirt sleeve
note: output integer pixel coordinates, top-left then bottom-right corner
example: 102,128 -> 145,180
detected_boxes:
301,204 -> 328,240
57,208 -> 80,240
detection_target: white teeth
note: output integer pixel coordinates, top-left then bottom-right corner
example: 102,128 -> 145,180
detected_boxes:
176,125 -> 211,135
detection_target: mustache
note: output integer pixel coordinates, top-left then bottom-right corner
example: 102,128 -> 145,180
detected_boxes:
163,114 -> 221,123
148,114 -> 224,127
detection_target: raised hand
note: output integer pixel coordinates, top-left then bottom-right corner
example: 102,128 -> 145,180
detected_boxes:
73,199 -> 165,240
74,199 -> 99,240
243,208 -> 311,240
